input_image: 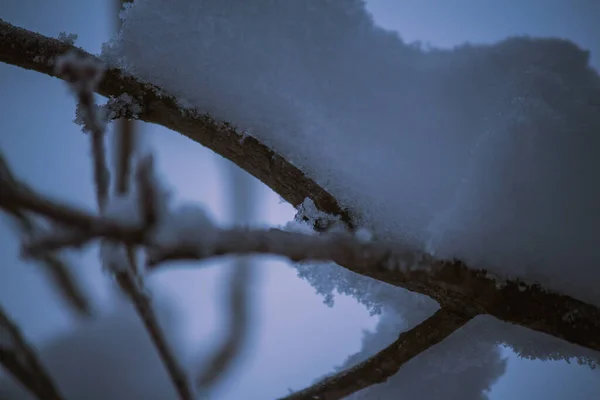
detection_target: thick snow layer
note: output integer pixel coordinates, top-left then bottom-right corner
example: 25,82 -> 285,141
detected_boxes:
103,0 -> 600,305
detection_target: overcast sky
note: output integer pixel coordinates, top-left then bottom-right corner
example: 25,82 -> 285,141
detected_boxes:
0,1 -> 599,399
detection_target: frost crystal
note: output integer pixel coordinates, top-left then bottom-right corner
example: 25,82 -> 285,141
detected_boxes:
295,198 -> 343,232
105,93 -> 144,120
74,102 -> 109,134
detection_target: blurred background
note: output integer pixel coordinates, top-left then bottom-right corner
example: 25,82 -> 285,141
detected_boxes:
0,0 -> 599,399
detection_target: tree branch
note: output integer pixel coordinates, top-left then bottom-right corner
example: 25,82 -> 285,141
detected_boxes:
281,308 -> 474,400
0,19 -> 353,231
3,175 -> 599,354
0,305 -> 65,400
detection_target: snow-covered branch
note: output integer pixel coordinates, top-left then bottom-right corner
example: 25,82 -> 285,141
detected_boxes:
0,305 -> 65,400
0,18 -> 352,232
281,308 -> 473,400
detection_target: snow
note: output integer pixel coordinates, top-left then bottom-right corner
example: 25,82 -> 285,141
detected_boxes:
100,0 -> 600,372
294,198 -> 345,232
102,0 -> 600,306
354,228 -> 373,243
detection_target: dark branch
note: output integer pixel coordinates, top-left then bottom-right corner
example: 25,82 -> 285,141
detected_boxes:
281,309 -> 474,400
114,0 -> 136,197
113,269 -> 195,400
0,305 -> 65,400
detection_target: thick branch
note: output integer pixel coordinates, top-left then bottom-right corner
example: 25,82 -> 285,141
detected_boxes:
6,179 -> 600,354
0,19 -> 353,230
281,308 -> 473,400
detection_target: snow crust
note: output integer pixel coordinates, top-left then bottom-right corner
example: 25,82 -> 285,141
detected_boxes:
103,0 -> 600,305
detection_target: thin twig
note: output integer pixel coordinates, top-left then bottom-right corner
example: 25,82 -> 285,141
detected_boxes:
0,304 -> 65,400
113,268 -> 195,400
58,46 -> 195,400
280,308 -> 474,400
114,0 -> 136,196
55,53 -> 110,212
115,118 -> 135,195
0,153 -> 92,316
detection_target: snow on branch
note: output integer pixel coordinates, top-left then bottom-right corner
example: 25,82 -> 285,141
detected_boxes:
0,305 -> 65,400
281,309 -> 473,400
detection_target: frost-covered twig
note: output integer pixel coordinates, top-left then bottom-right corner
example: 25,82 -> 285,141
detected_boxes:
54,49 -> 196,400
113,0 -> 137,197
281,308 -> 474,400
55,51 -> 110,212
0,305 -> 65,400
